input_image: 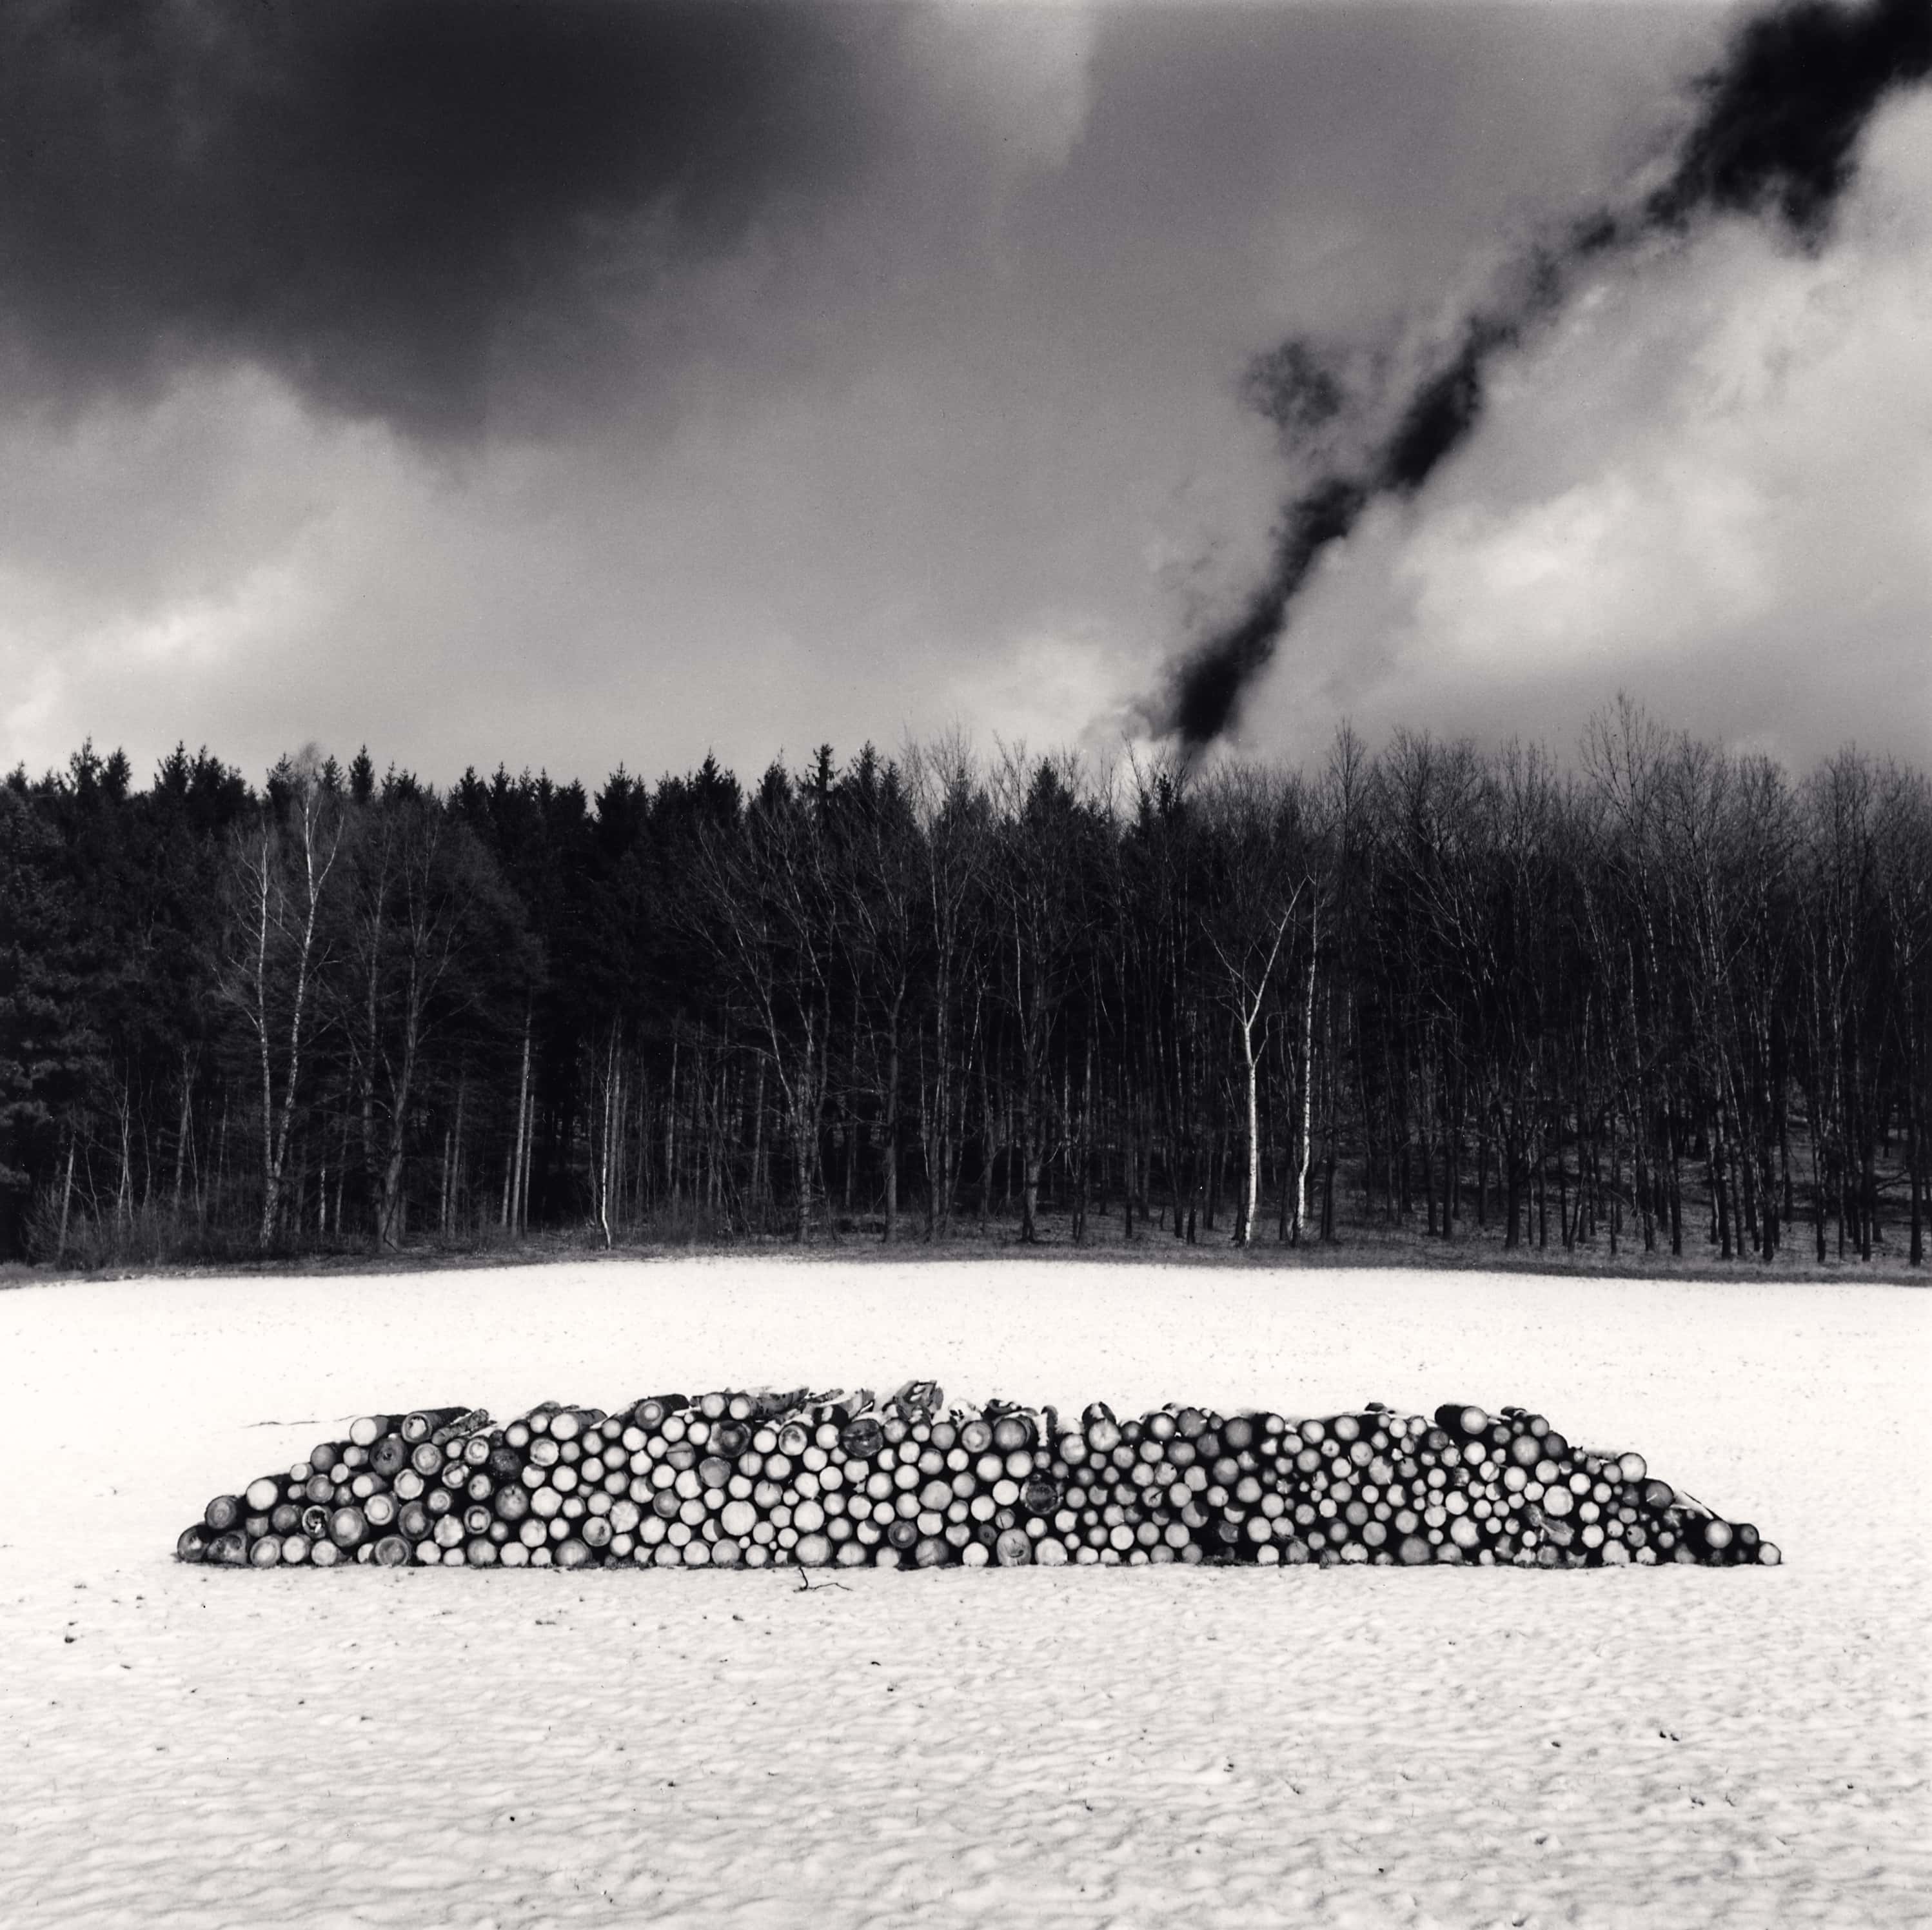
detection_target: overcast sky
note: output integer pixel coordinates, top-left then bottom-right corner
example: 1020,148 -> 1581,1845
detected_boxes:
2,0 -> 1926,789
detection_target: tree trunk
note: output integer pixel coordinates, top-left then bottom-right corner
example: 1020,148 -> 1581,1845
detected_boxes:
1020,1095 -> 1041,1243
1504,1116 -> 1521,1251
1668,1103 -> 1684,1257
251,829 -> 276,1243
1910,1065 -> 1924,1268
1860,1133 -> 1876,1261
448,1075 -> 467,1237
260,802 -> 335,1251
883,996 -> 902,1244
115,1083 -> 132,1230
1294,926 -> 1317,1245
54,1131 -> 75,1263
1240,1023 -> 1259,1246
521,1087 -> 537,1232
750,1056 -> 767,1231
504,1006 -> 531,1232
377,999 -> 420,1249
171,1050 -> 194,1221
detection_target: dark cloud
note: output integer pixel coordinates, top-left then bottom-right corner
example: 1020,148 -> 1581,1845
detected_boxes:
1162,0 -> 1932,754
23,2 -> 1913,790
0,0 -> 890,435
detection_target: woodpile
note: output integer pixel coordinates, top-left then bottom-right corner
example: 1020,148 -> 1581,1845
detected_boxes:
175,1389 -> 1779,1571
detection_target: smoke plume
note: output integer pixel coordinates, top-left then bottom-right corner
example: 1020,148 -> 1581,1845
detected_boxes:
1164,0 -> 1932,753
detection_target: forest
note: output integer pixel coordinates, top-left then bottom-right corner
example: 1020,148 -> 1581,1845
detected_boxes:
1,701 -> 1926,1269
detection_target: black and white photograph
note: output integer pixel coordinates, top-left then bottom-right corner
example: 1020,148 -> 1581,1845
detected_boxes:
0,1 -> 1926,1924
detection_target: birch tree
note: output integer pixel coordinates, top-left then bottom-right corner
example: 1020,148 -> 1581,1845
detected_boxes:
224,749 -> 342,1249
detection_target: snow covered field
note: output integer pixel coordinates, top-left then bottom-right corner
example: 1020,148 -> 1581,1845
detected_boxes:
0,1259 -> 1924,1930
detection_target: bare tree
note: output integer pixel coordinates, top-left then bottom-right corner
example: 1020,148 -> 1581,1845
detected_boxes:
1197,767 -> 1308,1243
346,799 -> 506,1247
689,767 -> 836,1241
988,749 -> 1103,1241
222,748 -> 343,1249
905,733 -> 990,1239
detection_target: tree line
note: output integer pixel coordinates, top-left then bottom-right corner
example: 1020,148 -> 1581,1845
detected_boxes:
2,702 -> 1926,1268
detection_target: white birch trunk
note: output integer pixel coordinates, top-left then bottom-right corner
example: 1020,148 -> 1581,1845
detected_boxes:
1296,905 -> 1320,1243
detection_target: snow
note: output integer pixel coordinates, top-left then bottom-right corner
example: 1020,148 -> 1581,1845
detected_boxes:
0,1257 -> 1925,1929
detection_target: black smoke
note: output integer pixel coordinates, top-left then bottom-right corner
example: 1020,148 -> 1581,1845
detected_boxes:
1650,0 -> 1932,232
1239,340 -> 1349,445
0,0 -> 893,436
1165,0 -> 1932,753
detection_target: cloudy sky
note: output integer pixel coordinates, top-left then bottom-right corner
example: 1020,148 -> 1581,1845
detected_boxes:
2,0 -> 1927,789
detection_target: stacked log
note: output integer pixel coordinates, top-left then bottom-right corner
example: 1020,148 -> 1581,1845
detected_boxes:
175,1389 -> 1779,1571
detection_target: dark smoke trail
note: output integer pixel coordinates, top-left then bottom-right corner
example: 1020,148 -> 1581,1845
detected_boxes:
1163,0 -> 1932,753
1650,0 -> 1932,233
1168,478 -> 1367,747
